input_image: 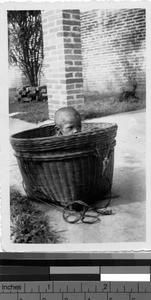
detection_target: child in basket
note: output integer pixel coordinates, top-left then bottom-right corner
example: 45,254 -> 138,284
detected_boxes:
54,107 -> 81,136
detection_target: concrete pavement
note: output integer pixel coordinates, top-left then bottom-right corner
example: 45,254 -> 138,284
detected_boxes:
9,110 -> 146,243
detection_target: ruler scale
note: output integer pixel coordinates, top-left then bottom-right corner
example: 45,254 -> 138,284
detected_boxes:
0,281 -> 151,299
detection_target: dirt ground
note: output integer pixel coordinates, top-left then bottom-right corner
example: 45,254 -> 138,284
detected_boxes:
9,109 -> 146,244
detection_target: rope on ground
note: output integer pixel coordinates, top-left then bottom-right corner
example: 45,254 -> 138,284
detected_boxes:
62,177 -> 113,224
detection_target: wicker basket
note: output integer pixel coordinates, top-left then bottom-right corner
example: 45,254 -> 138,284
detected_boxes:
10,123 -> 118,206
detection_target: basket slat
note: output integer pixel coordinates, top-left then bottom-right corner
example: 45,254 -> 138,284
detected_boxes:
11,123 -> 118,206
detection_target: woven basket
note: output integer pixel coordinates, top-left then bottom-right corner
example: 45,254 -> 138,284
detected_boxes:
10,123 -> 118,206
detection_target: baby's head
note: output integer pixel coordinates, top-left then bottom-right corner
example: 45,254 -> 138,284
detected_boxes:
54,107 -> 81,136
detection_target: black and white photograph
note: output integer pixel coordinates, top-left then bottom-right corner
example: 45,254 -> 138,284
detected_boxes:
0,1 -> 150,252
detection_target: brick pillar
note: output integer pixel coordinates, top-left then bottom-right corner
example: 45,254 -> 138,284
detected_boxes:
42,10 -> 84,120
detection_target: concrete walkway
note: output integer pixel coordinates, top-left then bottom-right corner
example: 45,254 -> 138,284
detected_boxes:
9,110 -> 146,243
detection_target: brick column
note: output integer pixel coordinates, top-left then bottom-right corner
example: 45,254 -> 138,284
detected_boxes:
42,10 -> 84,119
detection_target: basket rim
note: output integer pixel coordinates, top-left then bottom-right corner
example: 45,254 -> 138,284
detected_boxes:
10,122 -> 118,143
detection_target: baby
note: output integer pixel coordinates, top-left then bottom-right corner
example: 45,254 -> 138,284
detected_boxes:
54,107 -> 81,136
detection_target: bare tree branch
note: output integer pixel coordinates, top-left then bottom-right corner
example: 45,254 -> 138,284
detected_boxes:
8,10 -> 43,86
